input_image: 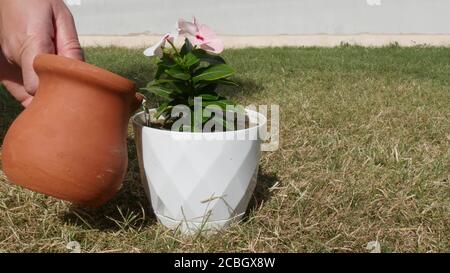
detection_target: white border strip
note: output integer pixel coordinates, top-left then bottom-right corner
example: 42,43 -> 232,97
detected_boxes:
80,34 -> 450,48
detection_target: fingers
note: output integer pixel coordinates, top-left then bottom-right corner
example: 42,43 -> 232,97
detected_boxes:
53,2 -> 84,61
0,0 -> 83,103
0,50 -> 33,107
20,35 -> 55,96
2,81 -> 33,107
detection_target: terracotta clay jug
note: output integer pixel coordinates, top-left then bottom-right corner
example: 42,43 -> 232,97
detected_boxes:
1,54 -> 141,207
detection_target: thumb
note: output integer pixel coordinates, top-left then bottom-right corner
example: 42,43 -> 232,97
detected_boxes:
20,35 -> 55,96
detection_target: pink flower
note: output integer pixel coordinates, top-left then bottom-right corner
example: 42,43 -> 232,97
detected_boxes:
143,33 -> 176,57
178,17 -> 224,54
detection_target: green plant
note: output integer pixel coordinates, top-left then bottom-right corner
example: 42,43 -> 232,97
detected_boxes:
140,18 -> 243,132
141,38 -> 242,131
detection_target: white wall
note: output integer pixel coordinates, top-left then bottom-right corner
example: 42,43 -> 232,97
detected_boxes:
66,0 -> 450,35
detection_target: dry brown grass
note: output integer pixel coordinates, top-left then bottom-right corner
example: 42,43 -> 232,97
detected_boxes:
0,46 -> 449,252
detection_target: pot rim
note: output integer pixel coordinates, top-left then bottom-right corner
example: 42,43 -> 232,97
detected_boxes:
132,108 -> 267,136
34,54 -> 135,94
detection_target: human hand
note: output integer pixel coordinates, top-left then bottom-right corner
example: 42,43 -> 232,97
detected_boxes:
0,0 -> 83,107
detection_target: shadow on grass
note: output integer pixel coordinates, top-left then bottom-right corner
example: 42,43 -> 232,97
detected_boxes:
234,77 -> 264,92
218,76 -> 265,102
244,171 -> 278,221
61,145 -> 277,231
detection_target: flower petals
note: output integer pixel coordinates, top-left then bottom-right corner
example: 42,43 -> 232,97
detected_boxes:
178,18 -> 198,36
144,41 -> 164,57
145,18 -> 224,58
143,33 -> 176,57
178,17 -> 224,54
202,38 -> 224,54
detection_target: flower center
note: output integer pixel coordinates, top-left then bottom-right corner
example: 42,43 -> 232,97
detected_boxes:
195,34 -> 205,41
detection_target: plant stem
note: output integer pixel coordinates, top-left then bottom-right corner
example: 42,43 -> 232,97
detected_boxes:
166,39 -> 180,57
142,98 -> 150,127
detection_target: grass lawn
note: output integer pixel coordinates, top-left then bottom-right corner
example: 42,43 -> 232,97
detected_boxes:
0,46 -> 449,253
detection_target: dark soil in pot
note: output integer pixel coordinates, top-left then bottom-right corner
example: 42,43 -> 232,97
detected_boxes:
148,113 -> 254,132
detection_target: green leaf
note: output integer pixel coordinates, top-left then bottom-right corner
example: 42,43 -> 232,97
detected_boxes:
174,56 -> 184,66
150,79 -> 175,85
159,53 -> 176,67
165,66 -> 190,80
141,85 -> 172,99
154,102 -> 170,119
197,94 -> 219,101
192,49 -> 226,65
192,61 -> 211,73
172,81 -> 191,94
155,54 -> 176,80
183,52 -> 200,68
217,79 -> 239,87
154,65 -> 166,80
149,79 -> 186,95
202,99 -> 235,110
193,64 -> 235,83
180,38 -> 194,56
195,83 -> 219,94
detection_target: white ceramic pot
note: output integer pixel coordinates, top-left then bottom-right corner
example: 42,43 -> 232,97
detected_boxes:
132,109 -> 266,234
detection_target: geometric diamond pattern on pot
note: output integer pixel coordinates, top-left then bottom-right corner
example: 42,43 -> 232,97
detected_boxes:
133,109 -> 266,234
143,130 -> 260,221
